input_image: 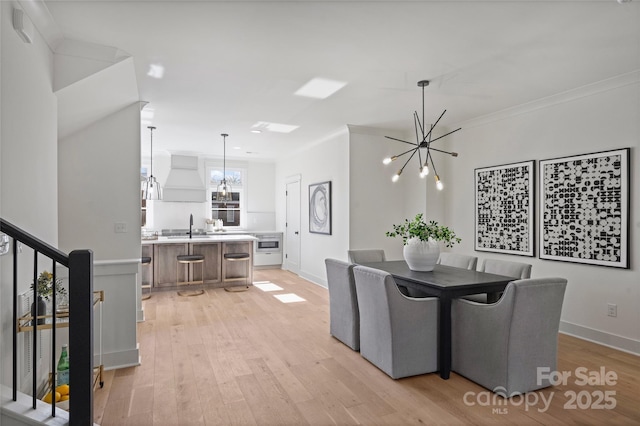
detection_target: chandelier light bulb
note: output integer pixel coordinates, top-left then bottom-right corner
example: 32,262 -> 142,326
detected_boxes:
383,156 -> 397,165
435,175 -> 444,191
392,170 -> 402,182
421,163 -> 430,177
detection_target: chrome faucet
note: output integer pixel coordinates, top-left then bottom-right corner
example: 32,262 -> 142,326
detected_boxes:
189,214 -> 193,239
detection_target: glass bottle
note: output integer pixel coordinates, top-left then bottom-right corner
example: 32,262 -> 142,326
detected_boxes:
57,344 -> 70,386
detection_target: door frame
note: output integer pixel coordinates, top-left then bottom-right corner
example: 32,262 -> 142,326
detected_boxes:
284,174 -> 301,274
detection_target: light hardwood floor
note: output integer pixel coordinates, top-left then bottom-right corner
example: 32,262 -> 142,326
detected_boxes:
94,268 -> 640,425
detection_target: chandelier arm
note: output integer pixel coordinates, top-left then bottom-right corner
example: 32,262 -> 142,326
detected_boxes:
399,148 -> 419,174
428,146 -> 458,157
385,136 -> 418,146
393,146 -> 420,159
420,109 -> 447,144
421,127 -> 462,147
414,111 -> 425,140
429,152 -> 439,177
414,113 -> 423,167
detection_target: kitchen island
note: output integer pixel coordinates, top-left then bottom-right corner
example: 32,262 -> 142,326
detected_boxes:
142,234 -> 257,290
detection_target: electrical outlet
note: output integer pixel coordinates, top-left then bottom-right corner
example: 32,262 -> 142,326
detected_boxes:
607,303 -> 617,317
114,222 -> 128,233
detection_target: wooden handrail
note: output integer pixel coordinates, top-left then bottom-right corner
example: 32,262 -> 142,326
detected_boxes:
0,219 -> 69,267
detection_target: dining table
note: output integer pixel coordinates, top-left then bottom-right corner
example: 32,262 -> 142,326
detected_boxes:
360,260 -> 514,380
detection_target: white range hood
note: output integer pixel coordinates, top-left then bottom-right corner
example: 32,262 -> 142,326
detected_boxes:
162,155 -> 206,202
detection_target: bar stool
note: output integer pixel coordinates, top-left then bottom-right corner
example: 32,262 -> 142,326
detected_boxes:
176,254 -> 205,296
141,256 -> 152,300
223,252 -> 251,292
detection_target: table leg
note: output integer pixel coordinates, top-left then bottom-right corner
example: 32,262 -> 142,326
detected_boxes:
439,296 -> 452,379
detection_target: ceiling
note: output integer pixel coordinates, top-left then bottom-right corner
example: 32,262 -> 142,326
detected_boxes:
42,0 -> 639,161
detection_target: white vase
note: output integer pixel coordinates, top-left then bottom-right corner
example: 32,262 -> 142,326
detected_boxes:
403,237 -> 440,271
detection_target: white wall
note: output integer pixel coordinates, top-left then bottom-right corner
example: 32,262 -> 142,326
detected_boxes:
276,128 -> 350,285
58,102 -> 142,260
442,73 -> 640,354
1,0 -> 58,395
146,154 -> 276,231
348,126 -> 425,261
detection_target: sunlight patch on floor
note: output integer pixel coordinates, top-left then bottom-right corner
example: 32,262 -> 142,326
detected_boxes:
274,293 -> 306,303
254,282 -> 284,292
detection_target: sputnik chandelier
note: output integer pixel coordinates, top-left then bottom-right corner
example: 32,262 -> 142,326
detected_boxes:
383,80 -> 461,190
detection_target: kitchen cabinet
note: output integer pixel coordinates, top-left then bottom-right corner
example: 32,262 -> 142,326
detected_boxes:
191,242 -> 222,284
143,235 -> 255,290
153,243 -> 188,288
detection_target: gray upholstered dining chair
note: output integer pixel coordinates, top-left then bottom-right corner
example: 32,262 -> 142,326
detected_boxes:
352,265 -> 439,379
347,249 -> 414,296
347,249 -> 386,264
481,258 -> 532,279
452,277 -> 567,396
325,258 -> 360,350
464,258 -> 532,303
437,253 -> 478,270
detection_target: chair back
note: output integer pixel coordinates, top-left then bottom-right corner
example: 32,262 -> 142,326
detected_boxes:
437,253 -> 478,270
347,249 -> 386,264
491,278 -> 567,393
452,277 -> 567,394
353,265 -> 439,378
325,258 -> 359,350
480,258 -> 532,279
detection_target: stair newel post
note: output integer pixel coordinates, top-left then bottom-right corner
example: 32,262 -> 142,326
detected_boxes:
68,249 -> 94,425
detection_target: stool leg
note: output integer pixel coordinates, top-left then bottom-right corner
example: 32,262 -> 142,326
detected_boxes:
223,257 -> 250,292
177,259 -> 205,297
141,261 -> 152,300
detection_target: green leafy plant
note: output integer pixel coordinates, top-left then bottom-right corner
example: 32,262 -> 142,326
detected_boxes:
386,213 -> 461,248
31,271 -> 66,302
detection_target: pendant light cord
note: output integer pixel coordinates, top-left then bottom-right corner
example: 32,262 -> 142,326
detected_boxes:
148,126 -> 156,178
221,133 -> 229,185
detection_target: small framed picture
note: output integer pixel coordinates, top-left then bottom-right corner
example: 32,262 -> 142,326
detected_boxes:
539,148 -> 629,268
475,160 -> 535,256
309,181 -> 331,235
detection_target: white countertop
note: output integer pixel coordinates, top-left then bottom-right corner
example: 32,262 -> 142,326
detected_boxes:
142,234 -> 258,245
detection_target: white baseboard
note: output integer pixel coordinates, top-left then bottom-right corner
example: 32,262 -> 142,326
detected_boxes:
94,346 -> 140,371
298,270 -> 326,288
560,320 -> 640,356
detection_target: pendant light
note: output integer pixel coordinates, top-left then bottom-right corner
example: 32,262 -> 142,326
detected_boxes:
382,80 -> 461,191
215,133 -> 232,202
142,126 -> 162,200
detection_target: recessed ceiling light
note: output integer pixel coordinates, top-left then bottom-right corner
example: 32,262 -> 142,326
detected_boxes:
250,129 -> 262,134
147,64 -> 164,79
294,77 -> 347,99
252,121 -> 299,133
233,146 -> 241,150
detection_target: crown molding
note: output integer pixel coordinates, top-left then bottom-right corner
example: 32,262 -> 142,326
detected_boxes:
459,70 -> 640,130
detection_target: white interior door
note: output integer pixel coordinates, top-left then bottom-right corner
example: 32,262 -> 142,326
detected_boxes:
285,178 -> 301,274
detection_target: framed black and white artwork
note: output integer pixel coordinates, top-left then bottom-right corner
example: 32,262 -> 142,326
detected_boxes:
539,148 -> 629,268
475,160 -> 535,256
309,181 -> 332,235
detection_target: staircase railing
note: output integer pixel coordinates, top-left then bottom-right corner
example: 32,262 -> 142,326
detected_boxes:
1,218 -> 94,425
